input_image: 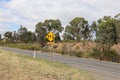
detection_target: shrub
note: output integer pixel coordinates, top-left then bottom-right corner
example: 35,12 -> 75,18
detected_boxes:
53,45 -> 58,49
90,48 -> 102,60
90,48 -> 120,62
104,50 -> 120,62
72,51 -> 84,58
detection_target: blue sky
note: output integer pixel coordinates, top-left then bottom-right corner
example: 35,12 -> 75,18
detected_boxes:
0,0 -> 120,37
0,0 -> 10,2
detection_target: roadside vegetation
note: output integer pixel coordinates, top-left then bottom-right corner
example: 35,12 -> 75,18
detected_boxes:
1,43 -> 40,50
0,50 -> 94,80
0,13 -> 120,63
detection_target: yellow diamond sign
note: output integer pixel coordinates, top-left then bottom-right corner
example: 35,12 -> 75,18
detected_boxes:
46,32 -> 55,42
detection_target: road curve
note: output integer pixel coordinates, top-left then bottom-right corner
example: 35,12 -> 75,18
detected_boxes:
0,46 -> 120,80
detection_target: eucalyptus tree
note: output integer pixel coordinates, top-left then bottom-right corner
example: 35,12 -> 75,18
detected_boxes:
64,17 -> 90,41
4,31 -> 12,39
4,31 -> 12,42
35,19 -> 64,46
114,13 -> 120,42
35,22 -> 47,46
18,25 -> 28,43
96,16 -> 118,53
44,19 -> 63,41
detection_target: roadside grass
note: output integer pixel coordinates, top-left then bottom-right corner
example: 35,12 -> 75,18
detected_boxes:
0,50 -> 94,80
3,43 -> 40,50
1,43 -> 120,62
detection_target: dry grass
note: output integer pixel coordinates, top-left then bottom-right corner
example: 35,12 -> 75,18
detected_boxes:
0,50 -> 94,80
111,43 -> 120,55
49,42 -> 96,53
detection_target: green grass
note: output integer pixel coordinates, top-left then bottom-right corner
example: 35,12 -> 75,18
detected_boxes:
0,50 -> 94,80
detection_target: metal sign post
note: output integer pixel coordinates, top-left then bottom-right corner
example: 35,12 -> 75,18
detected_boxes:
45,32 -> 55,63
50,46 -> 52,63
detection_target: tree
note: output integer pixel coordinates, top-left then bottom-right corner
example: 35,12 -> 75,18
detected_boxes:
44,19 -> 63,32
4,31 -> 12,43
44,19 -> 63,41
4,31 -> 12,39
18,25 -> 28,43
114,13 -> 120,42
63,33 -> 74,41
91,21 -> 97,41
55,33 -> 61,42
12,31 -> 18,43
25,31 -> 36,43
64,17 -> 90,41
31,32 -> 36,42
35,22 -> 47,46
26,31 -> 32,43
35,19 -> 63,46
96,16 -> 118,54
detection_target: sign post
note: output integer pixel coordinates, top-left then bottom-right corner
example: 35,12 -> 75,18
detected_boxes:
45,32 -> 55,63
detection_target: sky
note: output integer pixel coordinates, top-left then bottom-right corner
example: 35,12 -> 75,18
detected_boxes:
0,0 -> 120,36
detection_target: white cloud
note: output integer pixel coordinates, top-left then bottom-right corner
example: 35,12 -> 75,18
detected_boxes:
0,24 -> 11,37
0,0 -> 120,36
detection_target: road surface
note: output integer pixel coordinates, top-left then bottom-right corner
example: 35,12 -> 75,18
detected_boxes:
0,46 -> 120,80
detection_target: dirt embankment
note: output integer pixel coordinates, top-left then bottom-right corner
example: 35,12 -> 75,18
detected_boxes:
48,42 -> 120,54
48,42 -> 96,53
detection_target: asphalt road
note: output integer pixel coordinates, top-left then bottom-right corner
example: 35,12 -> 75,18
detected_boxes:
0,46 -> 120,80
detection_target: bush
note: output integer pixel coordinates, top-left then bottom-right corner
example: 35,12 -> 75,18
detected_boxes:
89,48 -> 102,60
53,45 -> 58,49
104,50 -> 120,62
72,51 -> 84,58
90,48 -> 120,62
